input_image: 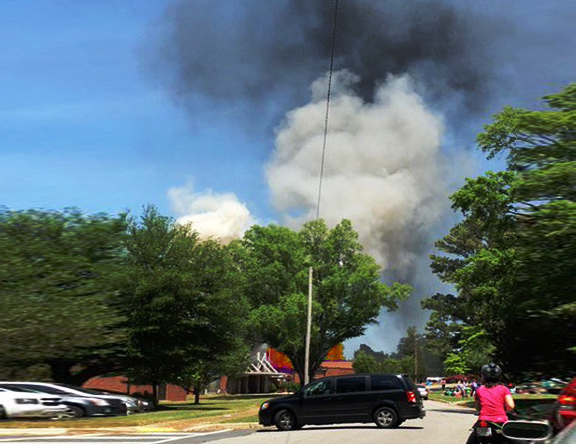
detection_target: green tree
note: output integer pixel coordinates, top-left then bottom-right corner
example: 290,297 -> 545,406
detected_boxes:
443,326 -> 495,375
353,344 -> 402,374
426,84 -> 576,376
175,339 -> 250,404
421,300 -> 463,367
0,208 -> 128,383
235,219 -> 410,384
380,358 -> 402,374
352,351 -> 380,374
395,327 -> 427,382
478,86 -> 576,373
352,350 -> 402,374
124,206 -> 247,402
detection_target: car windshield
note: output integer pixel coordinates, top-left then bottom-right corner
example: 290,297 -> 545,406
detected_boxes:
57,384 -> 104,395
0,385 -> 44,393
18,385 -> 68,395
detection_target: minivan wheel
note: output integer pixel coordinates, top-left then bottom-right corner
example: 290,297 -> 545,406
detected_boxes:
0,405 -> 6,420
274,409 -> 297,431
374,407 -> 398,428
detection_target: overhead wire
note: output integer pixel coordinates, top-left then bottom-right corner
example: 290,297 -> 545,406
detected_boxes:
304,0 -> 340,386
315,0 -> 340,222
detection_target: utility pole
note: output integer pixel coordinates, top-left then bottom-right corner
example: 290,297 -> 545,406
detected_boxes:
304,266 -> 313,385
414,333 -> 418,382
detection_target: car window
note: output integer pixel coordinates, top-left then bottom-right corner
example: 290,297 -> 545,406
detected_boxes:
18,384 -> 68,395
336,377 -> 366,394
402,376 -> 419,392
303,380 -> 332,397
0,385 -> 42,393
370,375 -> 403,390
59,384 -> 101,395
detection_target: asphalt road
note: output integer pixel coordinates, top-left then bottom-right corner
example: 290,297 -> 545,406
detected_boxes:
209,400 -> 475,444
0,401 -> 476,444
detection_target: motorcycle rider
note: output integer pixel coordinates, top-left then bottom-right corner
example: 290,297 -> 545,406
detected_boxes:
466,363 -> 515,443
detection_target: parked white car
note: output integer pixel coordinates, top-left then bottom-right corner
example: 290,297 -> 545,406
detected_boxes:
0,388 -> 69,419
5,382 -> 134,415
416,384 -> 429,400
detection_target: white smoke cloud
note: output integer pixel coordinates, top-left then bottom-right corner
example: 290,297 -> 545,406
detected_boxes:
168,183 -> 256,244
267,71 -> 452,275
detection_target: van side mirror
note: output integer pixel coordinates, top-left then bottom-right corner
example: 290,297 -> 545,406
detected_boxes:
501,421 -> 552,441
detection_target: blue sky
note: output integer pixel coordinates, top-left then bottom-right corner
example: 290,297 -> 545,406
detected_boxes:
0,1 -> 271,218
2,0 -> 575,219
1,0 -> 575,354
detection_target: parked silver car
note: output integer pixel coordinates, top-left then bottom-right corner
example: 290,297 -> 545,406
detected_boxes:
0,387 -> 68,419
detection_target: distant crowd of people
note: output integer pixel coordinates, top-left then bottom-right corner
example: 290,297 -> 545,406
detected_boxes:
437,377 -> 515,398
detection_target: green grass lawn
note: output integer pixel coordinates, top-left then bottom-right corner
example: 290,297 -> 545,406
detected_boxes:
429,392 -> 475,408
0,395 -> 271,429
220,414 -> 259,424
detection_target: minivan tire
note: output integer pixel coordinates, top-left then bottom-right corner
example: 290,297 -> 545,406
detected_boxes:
374,406 -> 398,428
274,409 -> 297,431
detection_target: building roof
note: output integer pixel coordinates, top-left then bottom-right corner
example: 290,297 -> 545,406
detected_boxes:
319,361 -> 354,370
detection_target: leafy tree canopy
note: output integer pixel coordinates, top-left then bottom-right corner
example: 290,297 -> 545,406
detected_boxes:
233,219 -> 411,383
0,208 -> 128,384
124,206 -> 248,400
425,84 -> 576,376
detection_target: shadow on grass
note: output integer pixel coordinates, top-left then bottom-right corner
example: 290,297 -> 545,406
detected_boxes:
157,404 -> 228,412
208,394 -> 283,401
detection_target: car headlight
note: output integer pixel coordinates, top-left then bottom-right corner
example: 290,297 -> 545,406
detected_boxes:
89,399 -> 109,406
261,402 -> 269,410
15,398 -> 39,404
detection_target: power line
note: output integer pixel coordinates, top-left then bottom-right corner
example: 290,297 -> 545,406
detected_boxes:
315,0 -> 340,222
305,0 -> 340,387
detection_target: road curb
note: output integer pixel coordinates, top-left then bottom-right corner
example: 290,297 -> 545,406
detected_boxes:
0,428 -> 69,436
0,422 -> 262,436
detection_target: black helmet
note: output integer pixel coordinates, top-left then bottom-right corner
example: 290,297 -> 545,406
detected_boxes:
481,363 -> 502,382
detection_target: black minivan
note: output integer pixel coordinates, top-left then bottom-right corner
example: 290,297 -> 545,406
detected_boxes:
259,374 -> 425,430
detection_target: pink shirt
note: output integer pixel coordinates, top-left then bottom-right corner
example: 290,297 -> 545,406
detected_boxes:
475,385 -> 511,423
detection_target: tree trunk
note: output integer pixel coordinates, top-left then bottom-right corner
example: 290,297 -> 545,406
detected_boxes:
46,359 -> 76,384
152,382 -> 158,405
193,383 -> 201,404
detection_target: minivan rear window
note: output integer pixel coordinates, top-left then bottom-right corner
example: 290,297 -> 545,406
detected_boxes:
370,375 -> 403,390
336,377 -> 366,394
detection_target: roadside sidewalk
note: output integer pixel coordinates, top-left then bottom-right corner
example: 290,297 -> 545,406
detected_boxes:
0,421 -> 263,436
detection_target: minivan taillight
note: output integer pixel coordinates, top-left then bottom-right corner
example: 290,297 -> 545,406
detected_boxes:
406,391 -> 417,403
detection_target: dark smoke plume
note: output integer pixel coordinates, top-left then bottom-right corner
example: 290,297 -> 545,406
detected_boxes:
151,0 -> 504,120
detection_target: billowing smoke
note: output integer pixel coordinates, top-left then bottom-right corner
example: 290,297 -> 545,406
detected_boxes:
168,183 -> 256,245
152,0 -> 504,127
268,72 -> 449,273
151,0 -> 505,352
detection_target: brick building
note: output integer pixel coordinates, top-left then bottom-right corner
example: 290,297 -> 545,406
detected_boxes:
83,376 -> 187,401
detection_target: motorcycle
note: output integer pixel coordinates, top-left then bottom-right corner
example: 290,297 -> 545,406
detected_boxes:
469,412 -> 552,443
